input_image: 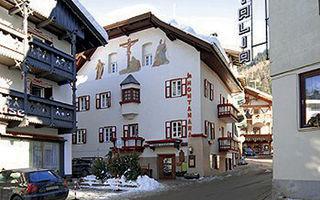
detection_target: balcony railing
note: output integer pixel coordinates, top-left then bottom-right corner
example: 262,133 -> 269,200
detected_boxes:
0,87 -> 74,131
26,38 -> 75,84
217,103 -> 239,123
112,136 -> 145,153
218,137 -> 239,152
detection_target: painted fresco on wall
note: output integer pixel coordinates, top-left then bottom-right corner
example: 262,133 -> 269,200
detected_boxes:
119,56 -> 141,75
153,39 -> 170,67
95,59 -> 105,80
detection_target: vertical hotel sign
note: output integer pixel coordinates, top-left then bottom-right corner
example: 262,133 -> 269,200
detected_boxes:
186,73 -> 192,137
238,0 -> 251,64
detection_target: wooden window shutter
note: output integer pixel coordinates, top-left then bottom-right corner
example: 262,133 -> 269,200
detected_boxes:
96,94 -> 101,109
123,125 -> 129,138
165,121 -> 171,138
204,120 -> 208,136
107,92 -> 111,107
181,78 -> 187,96
99,128 -> 104,143
165,80 -> 171,98
204,79 -> 208,98
210,83 -> 214,101
182,120 -> 187,138
82,130 -> 87,144
85,96 -> 90,110
112,126 -> 116,140
212,123 -> 215,140
72,133 -> 77,144
135,124 -> 139,137
76,97 -> 79,111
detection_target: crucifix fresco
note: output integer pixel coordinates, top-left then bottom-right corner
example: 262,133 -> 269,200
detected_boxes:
119,38 -> 141,74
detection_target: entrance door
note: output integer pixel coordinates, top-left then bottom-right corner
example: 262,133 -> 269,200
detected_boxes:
158,154 -> 176,179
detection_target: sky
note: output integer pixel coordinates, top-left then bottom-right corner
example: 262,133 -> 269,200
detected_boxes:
79,0 -> 267,53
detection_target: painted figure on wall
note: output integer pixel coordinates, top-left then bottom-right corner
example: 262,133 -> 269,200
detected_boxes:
96,59 -> 105,80
153,39 -> 170,67
119,38 -> 141,74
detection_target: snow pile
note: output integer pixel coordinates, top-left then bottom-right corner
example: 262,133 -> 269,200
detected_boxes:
136,175 -> 162,191
82,175 -> 98,186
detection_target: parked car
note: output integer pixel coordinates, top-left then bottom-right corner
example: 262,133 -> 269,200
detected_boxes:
72,157 -> 98,177
243,148 -> 255,157
0,168 -> 68,200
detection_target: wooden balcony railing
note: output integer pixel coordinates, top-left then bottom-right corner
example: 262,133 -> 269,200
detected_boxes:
111,136 -> 145,153
27,38 -> 75,84
218,137 -> 239,152
0,88 -> 74,131
217,103 -> 239,123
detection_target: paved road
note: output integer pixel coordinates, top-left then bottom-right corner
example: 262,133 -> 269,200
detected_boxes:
124,159 -> 272,200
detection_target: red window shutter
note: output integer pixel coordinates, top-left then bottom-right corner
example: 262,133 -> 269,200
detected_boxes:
210,83 -> 214,101
99,128 -> 104,143
165,80 -> 171,98
123,125 -> 129,138
96,94 -> 101,109
165,121 -> 171,138
181,78 -> 187,96
72,133 -> 77,144
82,130 -> 87,144
205,120 -> 208,136
112,126 -> 116,140
182,120 -> 187,138
107,92 -> 111,107
204,79 -> 208,98
76,97 -> 79,111
85,96 -> 90,110
212,123 -> 215,140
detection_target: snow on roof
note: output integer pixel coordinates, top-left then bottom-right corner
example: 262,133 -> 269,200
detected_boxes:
28,0 -> 108,42
72,0 -> 109,42
246,86 -> 272,100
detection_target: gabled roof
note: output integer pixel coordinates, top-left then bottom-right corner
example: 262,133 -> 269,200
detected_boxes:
244,87 -> 272,103
76,12 -> 243,93
120,74 -> 140,86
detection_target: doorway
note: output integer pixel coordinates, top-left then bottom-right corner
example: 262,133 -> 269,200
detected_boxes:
158,154 -> 176,179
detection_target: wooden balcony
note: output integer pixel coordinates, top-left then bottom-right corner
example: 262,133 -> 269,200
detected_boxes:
0,88 -> 74,131
217,103 -> 239,123
0,21 -> 24,65
218,137 -> 239,152
26,38 -> 75,85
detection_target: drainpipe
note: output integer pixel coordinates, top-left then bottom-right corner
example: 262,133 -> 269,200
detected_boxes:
71,32 -> 77,133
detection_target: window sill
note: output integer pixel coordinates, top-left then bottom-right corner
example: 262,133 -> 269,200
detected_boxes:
119,101 -> 141,105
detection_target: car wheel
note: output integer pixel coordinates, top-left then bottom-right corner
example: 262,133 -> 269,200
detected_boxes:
12,195 -> 23,200
81,169 -> 89,177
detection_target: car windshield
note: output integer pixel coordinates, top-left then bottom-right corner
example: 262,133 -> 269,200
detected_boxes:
28,171 -> 57,183
0,172 -> 21,184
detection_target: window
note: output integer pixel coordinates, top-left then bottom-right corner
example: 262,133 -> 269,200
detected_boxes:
96,92 -> 111,109
99,126 -> 116,143
76,96 -> 90,111
30,84 -> 52,99
165,78 -> 187,98
121,88 -> 140,104
165,120 -> 187,138
108,53 -> 117,73
300,69 -> 320,128
210,154 -> 219,169
142,42 -> 153,66
205,120 -> 215,140
123,124 -> 138,138
204,79 -> 214,101
253,127 -> 261,134
72,129 -> 87,144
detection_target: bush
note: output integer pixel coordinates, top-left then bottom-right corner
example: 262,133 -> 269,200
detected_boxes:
107,153 -> 142,180
91,158 -> 108,182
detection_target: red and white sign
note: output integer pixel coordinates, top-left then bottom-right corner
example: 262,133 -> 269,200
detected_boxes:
186,73 -> 192,137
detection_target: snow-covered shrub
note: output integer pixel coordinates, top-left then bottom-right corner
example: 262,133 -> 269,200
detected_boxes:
91,158 -> 109,182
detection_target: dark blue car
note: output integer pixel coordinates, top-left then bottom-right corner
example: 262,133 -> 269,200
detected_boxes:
0,168 -> 68,200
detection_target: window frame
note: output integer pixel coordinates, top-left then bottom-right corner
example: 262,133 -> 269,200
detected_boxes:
204,79 -> 214,101
99,126 -> 116,143
96,91 -> 111,109
165,78 -> 187,98
72,129 -> 87,145
144,54 -> 153,66
76,95 -> 90,112
299,68 -> 320,128
111,62 -> 117,73
121,88 -> 140,104
205,120 -> 215,140
165,120 -> 187,138
123,123 -> 139,138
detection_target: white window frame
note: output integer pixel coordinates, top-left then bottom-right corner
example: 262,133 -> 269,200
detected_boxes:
171,80 -> 182,97
104,127 -> 113,142
144,54 -> 153,66
172,121 -> 182,138
111,62 -> 117,73
31,84 -> 45,98
79,97 -> 87,111
77,130 -> 84,144
100,93 -> 109,109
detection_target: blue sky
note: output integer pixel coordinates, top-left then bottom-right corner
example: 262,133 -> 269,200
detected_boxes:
79,0 -> 267,51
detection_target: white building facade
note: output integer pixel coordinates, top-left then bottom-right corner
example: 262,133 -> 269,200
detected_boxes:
75,13 -> 242,179
0,0 -> 107,176
270,0 -> 320,199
